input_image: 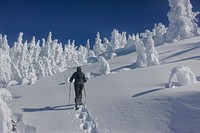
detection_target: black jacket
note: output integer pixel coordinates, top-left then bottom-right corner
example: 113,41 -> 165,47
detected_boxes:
69,69 -> 87,84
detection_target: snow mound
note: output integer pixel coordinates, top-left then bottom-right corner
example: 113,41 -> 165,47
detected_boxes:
168,66 -> 198,88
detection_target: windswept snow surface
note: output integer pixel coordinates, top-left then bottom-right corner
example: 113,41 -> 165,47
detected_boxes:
8,37 -> 200,133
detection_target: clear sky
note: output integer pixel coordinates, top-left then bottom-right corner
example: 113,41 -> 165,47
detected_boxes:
0,0 -> 200,46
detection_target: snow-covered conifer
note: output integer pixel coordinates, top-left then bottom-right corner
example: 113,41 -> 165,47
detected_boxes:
78,45 -> 88,64
0,88 -> 16,133
93,32 -> 105,56
165,0 -> 200,42
0,49 -> 13,87
110,29 -> 121,50
121,32 -> 127,48
86,39 -> 90,51
135,34 -> 147,67
145,34 -> 159,66
152,23 -> 167,46
47,31 -> 52,44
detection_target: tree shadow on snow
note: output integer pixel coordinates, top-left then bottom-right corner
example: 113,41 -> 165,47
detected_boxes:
132,88 -> 164,98
112,62 -> 138,72
160,44 -> 200,62
22,104 -> 75,112
165,56 -> 200,64
197,76 -> 200,81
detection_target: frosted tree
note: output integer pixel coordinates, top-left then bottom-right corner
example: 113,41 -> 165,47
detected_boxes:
35,58 -> 45,79
86,39 -> 90,51
93,32 -> 105,56
0,35 -> 10,54
125,34 -> 136,49
102,38 -> 115,59
168,66 -> 198,88
0,88 -> 17,133
19,41 -> 30,85
165,0 -> 200,42
99,56 -> 111,75
121,32 -> 127,48
140,30 -> 153,45
145,33 -> 159,66
110,29 -> 121,50
78,45 -> 88,64
152,23 -> 167,46
135,34 -> 147,67
28,36 -> 36,60
63,39 -> 71,63
55,43 -> 65,70
0,49 -> 12,87
10,32 -> 24,65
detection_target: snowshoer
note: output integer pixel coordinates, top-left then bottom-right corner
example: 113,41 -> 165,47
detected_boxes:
69,67 -> 87,110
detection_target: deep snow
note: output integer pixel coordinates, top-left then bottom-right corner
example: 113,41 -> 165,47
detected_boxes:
7,37 -> 200,133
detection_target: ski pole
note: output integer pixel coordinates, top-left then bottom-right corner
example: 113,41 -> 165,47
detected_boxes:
68,83 -> 71,105
83,86 -> 87,103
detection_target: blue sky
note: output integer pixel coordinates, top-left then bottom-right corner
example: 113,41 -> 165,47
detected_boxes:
0,0 -> 200,47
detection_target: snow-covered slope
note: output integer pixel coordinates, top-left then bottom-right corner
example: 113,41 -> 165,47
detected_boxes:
7,37 -> 200,133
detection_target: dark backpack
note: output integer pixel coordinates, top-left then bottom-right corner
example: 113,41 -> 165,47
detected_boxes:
75,72 -> 86,84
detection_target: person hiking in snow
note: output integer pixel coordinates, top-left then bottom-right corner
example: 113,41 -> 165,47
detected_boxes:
69,67 -> 87,110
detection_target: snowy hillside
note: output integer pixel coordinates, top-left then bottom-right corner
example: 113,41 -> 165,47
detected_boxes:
6,37 -> 200,133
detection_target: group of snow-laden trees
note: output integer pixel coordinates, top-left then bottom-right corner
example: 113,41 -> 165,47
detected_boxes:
134,31 -> 159,68
0,32 -> 94,87
93,30 -> 127,59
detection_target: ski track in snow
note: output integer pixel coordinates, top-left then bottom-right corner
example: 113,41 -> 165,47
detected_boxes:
76,105 -> 99,133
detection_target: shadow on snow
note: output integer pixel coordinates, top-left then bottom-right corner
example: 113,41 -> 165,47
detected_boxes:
22,104 -> 75,112
132,88 -> 164,98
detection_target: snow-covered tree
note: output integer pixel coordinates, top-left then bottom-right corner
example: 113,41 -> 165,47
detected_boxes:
77,45 -> 88,64
0,35 -> 10,54
135,34 -> 147,67
165,0 -> 200,42
0,88 -> 16,133
121,32 -> 127,48
152,23 -> 167,46
168,66 -> 198,88
0,48 -> 13,87
98,56 -> 110,75
86,39 -> 90,51
102,38 -> 115,59
140,30 -> 152,45
110,29 -> 121,50
93,32 -> 105,56
145,34 -> 159,66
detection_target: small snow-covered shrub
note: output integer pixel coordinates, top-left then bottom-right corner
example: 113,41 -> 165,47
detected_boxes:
0,88 -> 12,102
28,72 -> 37,84
6,80 -> 18,87
98,56 -> 111,75
168,66 -> 198,88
